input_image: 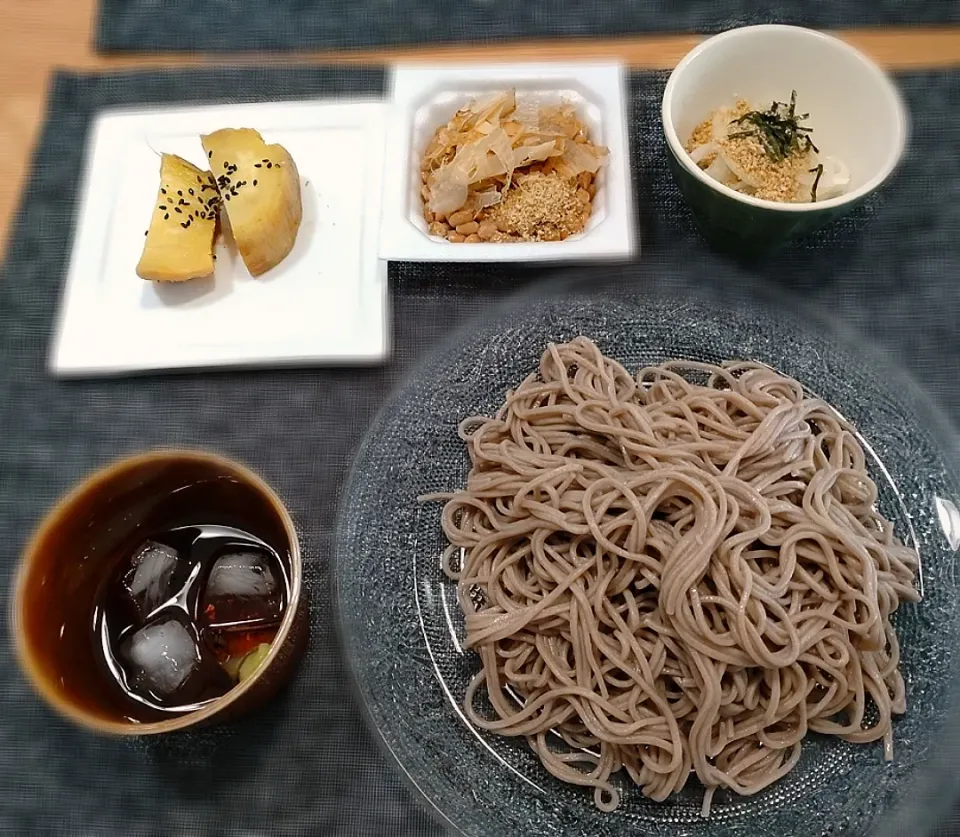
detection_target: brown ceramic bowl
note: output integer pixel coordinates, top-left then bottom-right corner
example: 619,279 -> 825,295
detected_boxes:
11,450 -> 308,735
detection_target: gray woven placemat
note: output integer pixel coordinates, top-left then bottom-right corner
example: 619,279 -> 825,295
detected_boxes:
0,65 -> 958,836
95,0 -> 960,52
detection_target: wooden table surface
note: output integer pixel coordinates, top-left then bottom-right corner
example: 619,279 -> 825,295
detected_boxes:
2,0 -> 959,257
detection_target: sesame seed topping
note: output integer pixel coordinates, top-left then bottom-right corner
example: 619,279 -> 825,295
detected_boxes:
489,172 -> 587,241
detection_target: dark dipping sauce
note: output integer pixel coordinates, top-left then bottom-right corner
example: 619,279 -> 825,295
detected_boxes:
95,522 -> 290,717
15,464 -> 295,725
18,454 -> 300,728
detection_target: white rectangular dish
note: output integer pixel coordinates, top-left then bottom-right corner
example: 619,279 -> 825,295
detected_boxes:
379,62 -> 636,263
51,99 -> 389,377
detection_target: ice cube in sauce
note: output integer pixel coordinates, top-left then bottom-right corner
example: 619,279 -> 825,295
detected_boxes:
201,548 -> 284,631
119,616 -> 200,701
121,540 -> 182,621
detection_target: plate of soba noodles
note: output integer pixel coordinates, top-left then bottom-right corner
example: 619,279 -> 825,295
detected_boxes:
334,266 -> 960,837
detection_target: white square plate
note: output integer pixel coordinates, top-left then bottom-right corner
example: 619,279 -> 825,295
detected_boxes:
51,99 -> 390,377
379,62 -> 636,263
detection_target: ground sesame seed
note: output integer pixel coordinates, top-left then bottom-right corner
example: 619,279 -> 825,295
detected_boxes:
489,172 -> 588,241
687,118 -> 714,154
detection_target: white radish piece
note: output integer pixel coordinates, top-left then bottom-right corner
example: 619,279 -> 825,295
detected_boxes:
712,107 -> 733,141
816,155 -> 851,200
704,154 -> 738,188
797,155 -> 851,201
718,148 -> 761,189
689,142 -> 718,165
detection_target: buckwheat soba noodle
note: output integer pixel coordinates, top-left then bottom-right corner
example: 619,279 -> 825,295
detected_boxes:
421,337 -> 920,816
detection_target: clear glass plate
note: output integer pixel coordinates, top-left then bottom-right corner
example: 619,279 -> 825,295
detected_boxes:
334,268 -> 960,837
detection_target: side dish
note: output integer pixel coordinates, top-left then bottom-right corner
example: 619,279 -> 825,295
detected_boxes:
420,90 -> 608,242
136,129 -> 302,282
685,92 -> 849,203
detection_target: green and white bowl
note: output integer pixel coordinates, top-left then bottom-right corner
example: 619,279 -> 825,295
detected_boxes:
662,25 -> 907,257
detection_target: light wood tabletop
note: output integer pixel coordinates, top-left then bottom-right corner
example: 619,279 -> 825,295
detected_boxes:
2,0 -> 959,257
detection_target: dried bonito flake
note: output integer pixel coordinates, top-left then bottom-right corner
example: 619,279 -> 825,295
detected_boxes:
420,90 -> 609,242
